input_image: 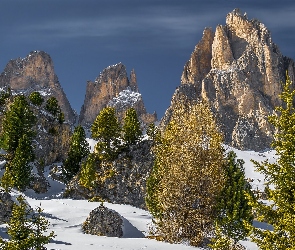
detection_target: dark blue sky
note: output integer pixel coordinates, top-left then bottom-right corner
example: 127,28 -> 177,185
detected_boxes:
1,0 -> 295,118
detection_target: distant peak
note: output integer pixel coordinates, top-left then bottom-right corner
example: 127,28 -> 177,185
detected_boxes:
232,8 -> 242,15
95,63 -> 128,84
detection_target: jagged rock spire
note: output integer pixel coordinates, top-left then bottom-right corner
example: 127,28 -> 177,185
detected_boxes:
79,63 -> 156,126
162,9 -> 295,151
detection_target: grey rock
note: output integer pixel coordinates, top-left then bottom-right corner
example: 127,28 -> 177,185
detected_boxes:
0,190 -> 14,224
82,204 -> 123,237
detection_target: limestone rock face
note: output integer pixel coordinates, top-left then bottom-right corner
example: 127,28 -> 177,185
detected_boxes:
162,9 -> 295,151
79,63 -> 156,127
0,51 -> 76,123
211,25 -> 234,70
32,110 -> 72,165
181,27 -> 214,85
82,204 -> 123,237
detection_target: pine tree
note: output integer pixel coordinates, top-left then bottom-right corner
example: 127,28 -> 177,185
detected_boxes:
211,151 -> 253,248
29,92 -> 44,106
1,134 -> 34,191
146,100 -> 225,246
1,95 -> 36,155
45,96 -> 60,116
45,96 -> 64,123
2,195 -> 33,249
62,125 -> 90,183
0,195 -> 54,250
247,74 -> 295,249
145,158 -> 163,219
122,107 -> 142,145
30,206 -> 55,250
91,107 -> 121,160
79,153 -> 98,190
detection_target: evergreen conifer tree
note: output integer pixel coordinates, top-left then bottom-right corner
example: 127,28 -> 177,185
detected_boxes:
45,96 -> 64,123
1,134 -> 34,191
0,195 -> 55,250
62,125 -> 90,183
1,95 -> 36,155
91,107 -> 121,160
247,74 -> 295,249
79,153 -> 98,190
45,97 -> 59,116
29,92 -> 44,106
122,107 -> 142,145
0,95 -> 36,191
211,151 -> 253,248
30,206 -> 55,249
146,100 -> 225,246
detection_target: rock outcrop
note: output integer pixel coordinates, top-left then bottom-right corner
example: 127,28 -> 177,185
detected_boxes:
32,108 -> 72,166
79,63 -> 157,127
162,9 -> 295,151
0,51 -> 76,124
0,51 -> 73,165
64,140 -> 154,209
82,204 -> 123,237
181,27 -> 214,85
0,190 -> 14,224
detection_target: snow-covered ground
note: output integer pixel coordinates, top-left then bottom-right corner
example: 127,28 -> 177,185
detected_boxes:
0,145 -> 277,249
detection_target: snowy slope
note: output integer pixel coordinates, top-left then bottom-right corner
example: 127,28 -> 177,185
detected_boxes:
0,144 -> 277,250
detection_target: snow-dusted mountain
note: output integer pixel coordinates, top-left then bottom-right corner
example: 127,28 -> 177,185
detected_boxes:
0,51 -> 76,124
79,63 -> 157,126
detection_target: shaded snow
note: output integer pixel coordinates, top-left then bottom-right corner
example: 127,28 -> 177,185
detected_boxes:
225,145 -> 277,191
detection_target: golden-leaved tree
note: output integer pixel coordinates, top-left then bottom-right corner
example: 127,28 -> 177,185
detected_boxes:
146,99 -> 225,246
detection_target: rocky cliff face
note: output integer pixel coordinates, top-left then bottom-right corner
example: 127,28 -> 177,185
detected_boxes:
162,9 -> 295,151
0,190 -> 14,223
79,63 -> 157,127
64,140 -> 154,209
32,108 -> 72,166
0,95 -> 72,166
0,51 -> 76,124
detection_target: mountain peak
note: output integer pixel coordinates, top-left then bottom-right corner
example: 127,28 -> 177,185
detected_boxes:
163,9 -> 295,151
79,63 -> 156,126
0,51 -> 76,123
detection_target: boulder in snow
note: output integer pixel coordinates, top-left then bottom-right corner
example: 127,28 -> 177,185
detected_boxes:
82,204 -> 123,237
